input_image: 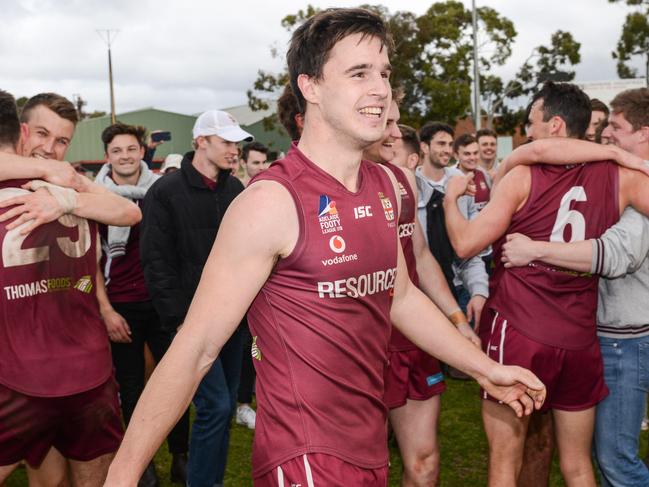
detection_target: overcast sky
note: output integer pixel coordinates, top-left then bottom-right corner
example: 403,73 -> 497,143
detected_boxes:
0,0 -> 644,115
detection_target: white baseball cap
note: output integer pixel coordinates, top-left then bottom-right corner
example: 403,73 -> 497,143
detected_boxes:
161,153 -> 183,173
192,110 -> 254,142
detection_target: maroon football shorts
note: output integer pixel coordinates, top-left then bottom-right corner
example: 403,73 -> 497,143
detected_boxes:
384,348 -> 446,409
254,453 -> 389,487
481,312 -> 608,412
0,377 -> 124,467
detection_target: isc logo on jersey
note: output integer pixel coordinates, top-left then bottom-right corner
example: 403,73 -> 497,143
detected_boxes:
318,195 -> 343,234
317,267 -> 397,298
321,235 -> 359,267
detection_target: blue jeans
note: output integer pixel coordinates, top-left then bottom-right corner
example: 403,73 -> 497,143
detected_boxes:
187,327 -> 243,487
594,335 -> 649,487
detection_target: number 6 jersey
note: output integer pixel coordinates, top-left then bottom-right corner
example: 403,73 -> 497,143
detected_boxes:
488,162 -> 619,350
0,180 -> 112,397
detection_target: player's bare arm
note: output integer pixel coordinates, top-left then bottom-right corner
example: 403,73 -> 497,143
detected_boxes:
501,233 -> 594,272
494,138 -> 648,186
96,268 -> 132,343
443,166 -> 530,259
104,180 -> 298,486
619,166 -> 649,217
404,169 -> 480,347
0,153 -> 141,228
389,242 -> 545,417
500,165 -> 649,275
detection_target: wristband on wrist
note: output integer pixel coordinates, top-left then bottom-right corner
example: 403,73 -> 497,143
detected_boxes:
448,310 -> 468,327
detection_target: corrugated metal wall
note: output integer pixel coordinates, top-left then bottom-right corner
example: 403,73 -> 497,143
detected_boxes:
66,108 -> 292,162
66,108 -> 198,162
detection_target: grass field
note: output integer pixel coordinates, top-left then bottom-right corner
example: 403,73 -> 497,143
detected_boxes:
5,379 -> 648,486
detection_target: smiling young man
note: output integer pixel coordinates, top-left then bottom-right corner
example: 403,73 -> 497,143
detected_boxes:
93,122 -> 189,486
476,128 -> 499,179
415,123 -> 489,331
104,9 -> 545,487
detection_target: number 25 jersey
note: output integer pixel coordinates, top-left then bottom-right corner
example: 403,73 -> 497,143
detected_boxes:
0,180 -> 112,397
488,162 -> 619,350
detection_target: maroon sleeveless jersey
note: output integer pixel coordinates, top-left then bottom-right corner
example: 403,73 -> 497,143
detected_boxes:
382,163 -> 420,351
488,162 -> 619,350
247,147 -> 399,476
0,180 -> 112,397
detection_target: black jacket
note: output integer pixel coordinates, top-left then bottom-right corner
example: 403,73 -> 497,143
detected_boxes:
140,152 -> 244,330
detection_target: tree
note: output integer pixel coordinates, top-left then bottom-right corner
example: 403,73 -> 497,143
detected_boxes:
481,30 -> 581,132
247,2 -> 518,128
609,0 -> 649,84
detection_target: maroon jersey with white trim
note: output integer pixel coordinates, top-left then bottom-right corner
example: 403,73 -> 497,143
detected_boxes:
488,162 -> 619,350
247,147 -> 399,476
0,180 -> 112,396
383,163 -> 419,351
473,169 -> 491,211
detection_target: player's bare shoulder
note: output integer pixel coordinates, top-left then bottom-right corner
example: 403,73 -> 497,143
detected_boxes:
234,179 -> 300,259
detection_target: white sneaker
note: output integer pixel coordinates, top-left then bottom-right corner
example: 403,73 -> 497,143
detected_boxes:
642,417 -> 649,431
236,404 -> 256,429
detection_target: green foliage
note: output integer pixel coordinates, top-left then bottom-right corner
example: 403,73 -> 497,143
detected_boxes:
609,0 -> 649,80
481,30 -> 581,133
247,2 -> 518,129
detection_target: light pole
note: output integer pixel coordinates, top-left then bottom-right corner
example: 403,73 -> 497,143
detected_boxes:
97,29 -> 119,124
472,0 -> 481,130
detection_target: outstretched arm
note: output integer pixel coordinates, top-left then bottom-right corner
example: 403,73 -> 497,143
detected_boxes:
0,153 -> 141,227
404,170 -> 480,347
391,241 -> 545,417
104,181 -> 298,486
443,166 -> 530,259
494,138 -> 648,187
501,208 -> 649,279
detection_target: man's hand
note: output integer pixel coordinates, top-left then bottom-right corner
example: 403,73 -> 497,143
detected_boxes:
477,363 -> 546,417
446,173 -> 476,200
456,322 -> 481,348
501,233 -> 536,268
39,159 -> 88,192
466,294 -> 486,329
102,309 -> 132,343
0,187 -> 65,235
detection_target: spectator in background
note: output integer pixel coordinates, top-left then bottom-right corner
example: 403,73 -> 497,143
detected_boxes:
416,122 -> 488,326
140,110 -> 252,487
392,124 -> 420,170
143,130 -> 168,167
586,98 -> 610,142
239,141 -> 269,187
94,122 -> 189,487
160,154 -> 182,175
476,128 -> 499,181
277,83 -> 304,141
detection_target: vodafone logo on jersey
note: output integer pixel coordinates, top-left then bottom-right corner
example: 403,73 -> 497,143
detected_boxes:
322,235 -> 359,267
329,235 -> 346,253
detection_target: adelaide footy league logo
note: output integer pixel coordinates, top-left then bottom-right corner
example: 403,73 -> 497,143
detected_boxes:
318,195 -> 343,234
378,192 -> 395,221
